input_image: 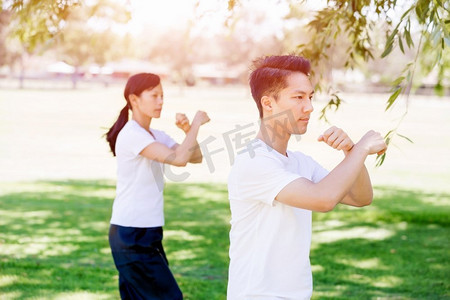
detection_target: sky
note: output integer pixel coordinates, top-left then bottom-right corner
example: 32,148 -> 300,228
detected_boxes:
117,0 -> 326,37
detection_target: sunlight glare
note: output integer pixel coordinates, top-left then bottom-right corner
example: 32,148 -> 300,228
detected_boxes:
0,275 -> 19,287
171,249 -> 197,260
164,229 -> 203,241
125,0 -> 197,35
54,292 -> 112,300
342,257 -> 385,270
0,291 -> 22,300
314,227 -> 395,243
372,276 -> 404,288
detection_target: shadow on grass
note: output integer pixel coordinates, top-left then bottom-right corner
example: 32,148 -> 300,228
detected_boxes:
0,181 -> 448,299
163,183 -> 230,299
0,180 -> 118,299
0,180 -> 230,300
311,186 -> 450,299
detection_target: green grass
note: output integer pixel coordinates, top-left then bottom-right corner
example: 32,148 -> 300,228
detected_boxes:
1,181 -> 449,299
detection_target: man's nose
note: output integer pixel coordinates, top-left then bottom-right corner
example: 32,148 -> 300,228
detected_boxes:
303,98 -> 314,113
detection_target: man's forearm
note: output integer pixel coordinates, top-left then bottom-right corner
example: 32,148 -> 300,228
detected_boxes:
340,164 -> 373,206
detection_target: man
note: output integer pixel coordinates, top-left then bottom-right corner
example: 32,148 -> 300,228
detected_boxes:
227,55 -> 387,299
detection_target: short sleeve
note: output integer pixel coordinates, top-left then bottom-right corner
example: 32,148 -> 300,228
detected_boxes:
306,155 -> 329,183
116,123 -> 155,157
229,153 -> 300,206
152,129 -> 177,148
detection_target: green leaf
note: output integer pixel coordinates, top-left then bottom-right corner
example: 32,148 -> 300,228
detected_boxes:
386,28 -> 398,45
384,130 -> 395,140
376,153 -> 386,167
398,35 -> 405,53
381,26 -> 399,58
396,133 -> 414,143
415,0 -> 429,23
399,5 -> 415,20
381,42 -> 394,58
434,82 -> 444,96
392,76 -> 405,87
386,88 -> 402,111
405,29 -> 414,48
444,36 -> 450,46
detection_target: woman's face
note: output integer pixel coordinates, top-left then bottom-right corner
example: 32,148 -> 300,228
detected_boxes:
135,83 -> 164,118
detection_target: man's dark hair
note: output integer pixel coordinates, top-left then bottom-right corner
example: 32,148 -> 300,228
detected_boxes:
249,55 -> 311,118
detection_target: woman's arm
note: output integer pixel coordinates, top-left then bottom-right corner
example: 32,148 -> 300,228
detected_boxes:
172,113 -> 203,163
140,111 -> 209,166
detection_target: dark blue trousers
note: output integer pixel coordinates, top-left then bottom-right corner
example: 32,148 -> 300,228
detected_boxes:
109,225 -> 183,300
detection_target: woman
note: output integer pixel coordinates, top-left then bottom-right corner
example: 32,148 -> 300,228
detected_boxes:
106,73 -> 209,299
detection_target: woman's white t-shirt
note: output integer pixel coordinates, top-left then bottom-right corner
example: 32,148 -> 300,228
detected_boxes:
110,120 -> 176,228
227,139 -> 329,300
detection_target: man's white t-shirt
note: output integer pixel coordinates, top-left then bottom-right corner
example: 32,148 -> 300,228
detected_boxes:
227,139 -> 329,300
110,120 -> 176,228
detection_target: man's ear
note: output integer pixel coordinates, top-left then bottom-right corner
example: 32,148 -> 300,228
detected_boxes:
260,95 -> 273,113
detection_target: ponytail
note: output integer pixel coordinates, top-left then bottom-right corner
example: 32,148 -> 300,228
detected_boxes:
105,72 -> 161,156
106,105 -> 129,156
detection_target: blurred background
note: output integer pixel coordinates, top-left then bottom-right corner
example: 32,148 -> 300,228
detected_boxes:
0,0 -> 448,188
1,0 -> 447,92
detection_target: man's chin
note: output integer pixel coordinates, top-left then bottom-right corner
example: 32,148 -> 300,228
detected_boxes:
292,127 -> 307,135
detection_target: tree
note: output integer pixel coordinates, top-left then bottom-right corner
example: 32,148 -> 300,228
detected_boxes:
55,0 -> 130,88
2,0 -> 82,52
0,10 -> 10,66
1,0 -> 83,87
1,0 -> 130,88
300,0 -> 448,165
228,0 -> 449,165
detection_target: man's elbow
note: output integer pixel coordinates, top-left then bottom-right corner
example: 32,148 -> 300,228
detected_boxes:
351,195 -> 373,207
316,199 -> 338,212
356,189 -> 374,207
310,191 -> 340,212
359,196 -> 373,207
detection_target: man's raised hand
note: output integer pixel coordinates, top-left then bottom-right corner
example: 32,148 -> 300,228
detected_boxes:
355,130 -> 387,156
318,126 -> 354,152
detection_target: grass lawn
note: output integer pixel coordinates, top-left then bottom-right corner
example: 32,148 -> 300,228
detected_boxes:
0,180 -> 449,299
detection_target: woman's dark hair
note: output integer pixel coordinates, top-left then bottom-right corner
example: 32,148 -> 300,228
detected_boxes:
249,55 -> 311,118
105,73 -> 161,156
